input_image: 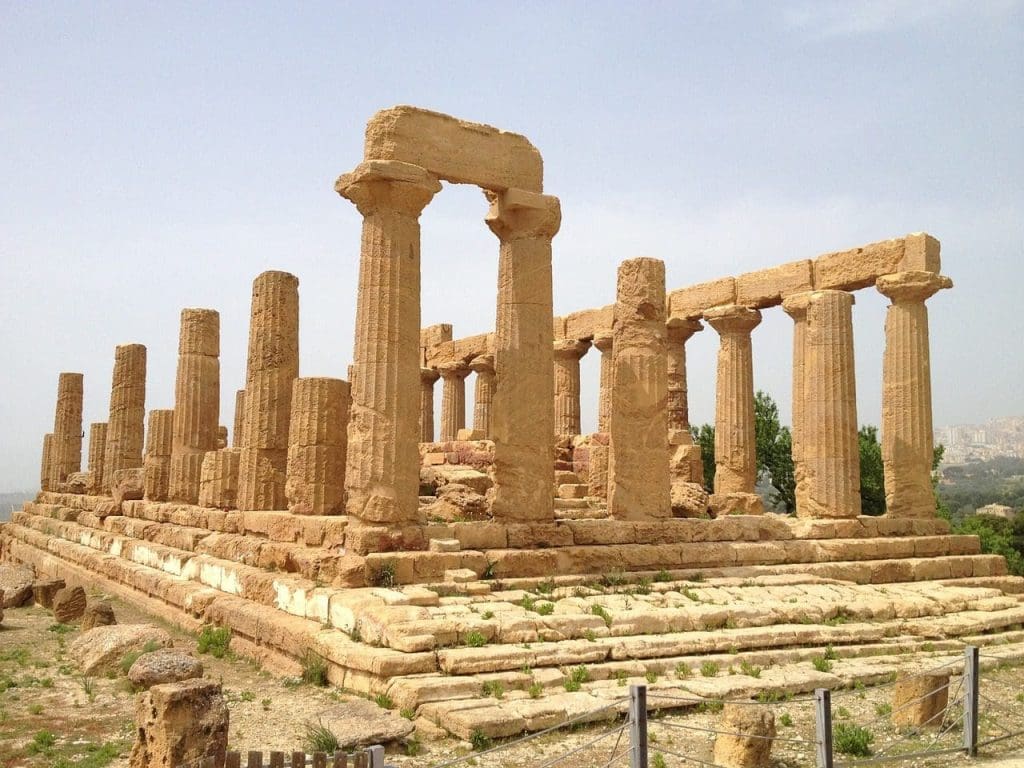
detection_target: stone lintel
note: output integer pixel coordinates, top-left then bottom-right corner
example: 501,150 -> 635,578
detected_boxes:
813,233 -> 941,292
736,259 -> 813,308
669,277 -> 737,320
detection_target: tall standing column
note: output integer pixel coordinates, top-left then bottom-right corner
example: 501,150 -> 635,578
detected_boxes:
87,423 -> 108,495
237,271 -> 299,511
877,271 -> 952,517
336,160 -> 440,549
419,368 -> 439,443
169,309 -> 221,504
665,319 -> 702,438
553,339 -> 590,437
40,433 -> 54,492
705,305 -> 763,515
232,390 -> 245,447
286,377 -> 349,515
469,354 -> 495,437
144,409 -> 175,502
486,188 -> 560,522
438,361 -> 469,441
102,344 -> 147,493
803,290 -> 861,518
782,293 -> 812,515
51,372 -> 84,489
608,257 -> 671,520
592,331 -> 613,434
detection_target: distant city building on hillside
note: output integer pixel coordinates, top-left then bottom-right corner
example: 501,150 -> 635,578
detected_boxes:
976,503 -> 1017,520
935,416 -> 1024,464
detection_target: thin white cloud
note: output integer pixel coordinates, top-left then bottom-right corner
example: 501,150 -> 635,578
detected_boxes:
783,0 -> 1021,39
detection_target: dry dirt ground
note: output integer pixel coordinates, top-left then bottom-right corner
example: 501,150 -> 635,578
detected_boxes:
1,590 -> 1023,768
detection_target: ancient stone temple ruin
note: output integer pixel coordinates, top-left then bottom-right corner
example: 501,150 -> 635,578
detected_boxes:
5,106 -> 1022,740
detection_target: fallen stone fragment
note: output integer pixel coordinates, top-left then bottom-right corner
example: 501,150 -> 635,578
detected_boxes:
70,624 -> 174,675
128,649 -> 203,689
317,698 -> 415,749
81,601 -> 116,630
52,585 -> 87,623
0,564 -> 34,608
32,578 -> 65,609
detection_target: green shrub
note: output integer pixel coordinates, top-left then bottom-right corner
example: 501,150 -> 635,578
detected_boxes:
404,736 -> 422,756
564,665 -> 590,691
675,662 -> 691,678
464,631 -> 488,648
654,570 -> 672,583
197,626 -> 231,658
371,561 -> 397,588
481,680 -> 504,699
591,604 -> 613,627
300,650 -> 329,687
645,670 -> 658,684
812,656 -> 833,673
304,720 -> 339,753
779,712 -> 793,727
823,644 -> 839,661
700,661 -> 720,677
875,702 -> 892,716
834,723 -> 874,756
528,681 -> 543,698
470,729 -> 492,751
739,660 -> 762,678
374,693 -> 394,709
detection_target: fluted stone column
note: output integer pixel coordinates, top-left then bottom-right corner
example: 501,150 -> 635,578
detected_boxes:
803,290 -> 861,518
169,309 -> 220,504
144,409 -> 175,502
232,390 -> 245,447
782,293 -> 812,515
419,369 -> 439,442
51,372 -> 84,489
40,433 -> 54,492
336,160 -> 440,550
237,271 -> 299,511
608,257 -> 671,520
87,423 -> 108,495
486,188 -> 560,522
469,354 -> 495,437
877,271 -> 953,517
102,343 -> 147,493
592,331 -> 613,434
553,339 -> 590,437
705,305 -> 763,515
438,361 -> 469,441
199,448 -> 241,509
286,377 -> 350,515
666,320 -> 702,437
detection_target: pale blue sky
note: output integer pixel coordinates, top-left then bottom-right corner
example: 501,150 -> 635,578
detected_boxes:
1,1 -> 1021,490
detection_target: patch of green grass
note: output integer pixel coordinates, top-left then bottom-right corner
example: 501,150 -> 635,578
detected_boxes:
300,650 -> 329,687
812,656 -> 833,673
823,644 -> 839,661
921,642 -> 935,652
681,587 -> 700,602
374,693 -> 394,709
371,560 -> 397,588
536,578 -> 556,594
0,647 -> 30,665
601,571 -> 626,589
700,661 -> 719,677
875,702 -> 892,717
635,578 -> 652,595
615,670 -> 629,686
654,570 -> 672,583
304,720 -> 340,753
779,712 -> 793,727
404,736 -> 422,757
27,729 -> 56,755
564,665 -> 590,692
697,699 -> 724,713
583,629 -> 597,642
675,662 -> 691,678
48,623 -> 75,635
28,703 -> 44,715
528,681 -> 543,699
834,723 -> 874,756
481,610 -> 494,620
400,707 -> 415,720
261,698 -> 272,712
52,740 -> 126,768
652,753 -> 667,768
591,604 -> 613,627
739,660 -> 762,678
465,631 -> 488,648
470,729 -> 492,751
534,602 -> 554,616
239,690 -> 255,703
481,680 -> 505,699
835,706 -> 851,720
645,670 -> 658,684
481,560 -> 497,580
197,626 -> 231,659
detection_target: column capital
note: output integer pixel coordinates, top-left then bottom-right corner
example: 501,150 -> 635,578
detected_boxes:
876,271 -> 953,304
420,367 -> 440,385
468,354 -> 495,375
335,160 -> 441,218
666,317 -> 703,344
553,338 -> 591,360
782,291 -> 814,319
485,188 -> 561,242
592,330 -> 614,354
704,304 -> 762,334
438,360 -> 470,380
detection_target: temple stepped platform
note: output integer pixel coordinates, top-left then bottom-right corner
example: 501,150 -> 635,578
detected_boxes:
5,491 -> 1024,739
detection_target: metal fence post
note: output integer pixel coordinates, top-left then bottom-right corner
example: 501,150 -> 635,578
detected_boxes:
964,645 -> 980,757
629,684 -> 648,768
814,687 -> 834,768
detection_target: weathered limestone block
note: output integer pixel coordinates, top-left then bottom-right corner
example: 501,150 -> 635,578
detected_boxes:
705,304 -> 763,515
563,304 -> 613,341
337,161 -> 439,542
364,105 -> 543,192
671,481 -> 709,517
712,704 -> 776,767
608,257 -> 671,520
51,372 -> 84,489
71,624 -> 174,675
553,339 -> 590,436
670,443 -> 704,486
144,409 -> 174,502
81,601 -> 117,630
892,672 -> 950,728
61,472 -> 89,494
419,368 -> 439,442
736,260 -> 813,308
877,271 -> 952,517
666,319 -> 702,437
232,389 -> 245,447
32,578 -> 65,608
286,377 -> 350,515
40,433 -> 54,492
238,271 -> 299,512
438,361 -> 469,442
129,679 -> 228,768
592,331 -> 613,433
52,585 -> 87,622
586,434 -> 610,499
469,354 -> 495,437
170,308 -> 220,504
113,467 -> 145,504
87,422 -> 108,494
102,343 -> 147,493
814,233 -> 940,291
198,448 -> 241,509
128,649 -> 203,689
486,187 -> 560,523
669,277 -> 736,320
0,564 -> 35,608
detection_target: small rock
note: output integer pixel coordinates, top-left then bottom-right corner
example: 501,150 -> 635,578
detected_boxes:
112,467 -> 145,504
32,578 -> 66,609
128,649 -> 204,689
69,624 -> 174,675
671,481 -> 710,518
52,585 -> 88,622
82,601 -> 116,630
422,483 -> 489,521
317,698 -> 415,749
0,564 -> 34,608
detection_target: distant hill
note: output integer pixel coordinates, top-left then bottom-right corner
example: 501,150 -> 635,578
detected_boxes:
0,491 -> 34,522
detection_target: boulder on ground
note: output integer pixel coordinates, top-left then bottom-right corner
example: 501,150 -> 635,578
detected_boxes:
671,481 -> 710,518
128,649 -> 203,689
0,564 -> 34,608
129,679 -> 228,768
69,624 -> 174,675
317,698 -> 415,749
82,601 -> 116,630
32,578 -> 66,609
712,703 -> 776,768
112,467 -> 145,504
52,585 -> 87,623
